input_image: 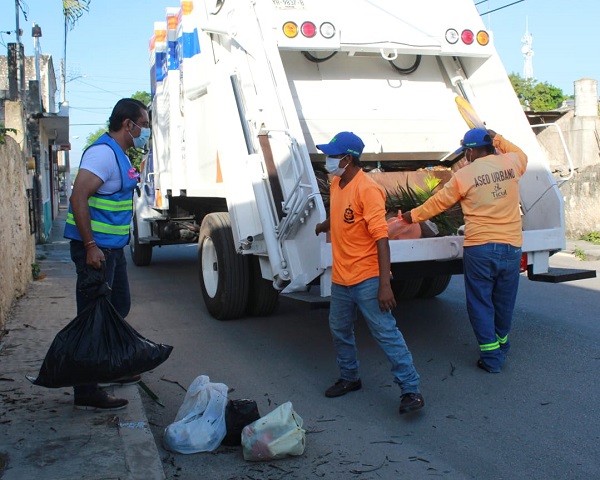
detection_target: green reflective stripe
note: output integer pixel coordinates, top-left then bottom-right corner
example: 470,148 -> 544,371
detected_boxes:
480,341 -> 500,352
88,197 -> 133,212
496,334 -> 508,345
90,219 -> 130,235
66,213 -> 129,235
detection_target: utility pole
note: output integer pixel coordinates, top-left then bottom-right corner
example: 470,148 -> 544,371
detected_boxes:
32,23 -> 42,112
14,0 -> 24,99
61,16 -> 72,201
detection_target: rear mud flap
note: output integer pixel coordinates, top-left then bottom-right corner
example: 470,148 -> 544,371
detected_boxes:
527,266 -> 597,283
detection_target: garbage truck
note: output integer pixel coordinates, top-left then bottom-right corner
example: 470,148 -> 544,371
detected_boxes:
132,0 -> 595,320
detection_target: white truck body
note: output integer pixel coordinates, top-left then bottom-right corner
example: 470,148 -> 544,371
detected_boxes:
132,0 -> 591,319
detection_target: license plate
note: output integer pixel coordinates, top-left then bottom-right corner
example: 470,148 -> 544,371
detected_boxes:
272,0 -> 305,9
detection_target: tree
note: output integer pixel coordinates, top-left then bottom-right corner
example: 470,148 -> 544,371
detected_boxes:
509,74 -> 566,111
132,91 -> 151,106
63,0 -> 91,27
84,125 -> 107,149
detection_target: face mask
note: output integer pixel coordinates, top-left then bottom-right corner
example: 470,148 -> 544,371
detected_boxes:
465,148 -> 473,163
130,121 -> 151,149
325,155 -> 349,177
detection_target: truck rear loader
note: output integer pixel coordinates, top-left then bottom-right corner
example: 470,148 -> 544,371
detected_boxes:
132,0 -> 595,320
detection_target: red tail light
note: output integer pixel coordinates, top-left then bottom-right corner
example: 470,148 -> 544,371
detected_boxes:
301,21 -> 316,38
461,29 -> 474,45
520,253 -> 528,273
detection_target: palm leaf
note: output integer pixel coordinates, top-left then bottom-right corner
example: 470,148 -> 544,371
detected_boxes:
385,173 -> 463,236
63,0 -> 91,30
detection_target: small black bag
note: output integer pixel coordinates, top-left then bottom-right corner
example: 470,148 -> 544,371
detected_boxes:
30,268 -> 173,388
222,399 -> 261,446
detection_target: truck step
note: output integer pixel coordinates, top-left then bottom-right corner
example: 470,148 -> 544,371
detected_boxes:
527,267 -> 597,283
281,290 -> 330,309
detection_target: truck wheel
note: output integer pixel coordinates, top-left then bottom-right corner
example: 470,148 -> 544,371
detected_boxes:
246,255 -> 279,317
198,212 -> 249,320
130,213 -> 152,266
417,275 -> 452,298
391,278 -> 423,300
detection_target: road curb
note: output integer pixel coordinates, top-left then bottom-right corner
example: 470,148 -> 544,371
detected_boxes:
117,385 -> 166,480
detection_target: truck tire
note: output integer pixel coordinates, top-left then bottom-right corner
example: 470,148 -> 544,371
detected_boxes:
417,275 -> 452,298
130,213 -> 152,267
391,278 -> 423,300
198,212 -> 249,320
246,255 -> 279,317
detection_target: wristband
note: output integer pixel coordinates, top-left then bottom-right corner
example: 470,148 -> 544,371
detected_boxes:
84,240 -> 96,250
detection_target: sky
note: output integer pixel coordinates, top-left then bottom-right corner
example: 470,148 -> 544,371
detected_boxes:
1,0 -> 599,165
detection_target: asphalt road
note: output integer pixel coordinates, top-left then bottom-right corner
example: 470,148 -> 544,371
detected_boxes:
126,244 -> 600,480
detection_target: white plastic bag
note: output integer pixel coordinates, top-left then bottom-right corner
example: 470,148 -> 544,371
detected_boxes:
241,401 -> 305,461
163,375 -> 228,454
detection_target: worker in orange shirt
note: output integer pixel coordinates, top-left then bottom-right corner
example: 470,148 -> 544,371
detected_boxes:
403,128 -> 528,373
315,131 -> 424,415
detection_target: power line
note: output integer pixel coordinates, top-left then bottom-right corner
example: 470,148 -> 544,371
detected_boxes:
478,0 -> 525,16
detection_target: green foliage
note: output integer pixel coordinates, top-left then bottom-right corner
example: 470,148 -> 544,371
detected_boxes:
574,247 -> 586,261
509,74 -> 566,111
0,124 -> 17,145
63,0 -> 91,30
131,91 -> 152,106
385,174 -> 464,236
85,125 -> 107,149
31,263 -> 41,280
580,231 -> 600,245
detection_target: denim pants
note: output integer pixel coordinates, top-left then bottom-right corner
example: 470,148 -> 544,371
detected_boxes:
70,241 -> 131,396
329,277 -> 420,394
463,243 -> 521,371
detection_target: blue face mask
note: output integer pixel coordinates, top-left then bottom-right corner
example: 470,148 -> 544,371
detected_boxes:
325,155 -> 349,177
130,121 -> 151,149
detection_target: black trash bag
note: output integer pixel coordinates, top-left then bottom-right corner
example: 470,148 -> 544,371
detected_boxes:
222,399 -> 261,446
29,267 -> 173,388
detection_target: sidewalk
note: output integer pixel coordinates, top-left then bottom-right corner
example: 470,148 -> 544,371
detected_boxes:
564,238 -> 600,261
0,201 -> 165,480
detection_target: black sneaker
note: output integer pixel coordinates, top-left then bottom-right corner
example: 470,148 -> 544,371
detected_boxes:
325,378 -> 362,398
74,389 -> 129,411
399,392 -> 424,414
98,374 -> 142,387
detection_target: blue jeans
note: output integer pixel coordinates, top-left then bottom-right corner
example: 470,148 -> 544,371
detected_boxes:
70,241 -> 131,319
329,277 -> 420,394
70,241 -> 131,396
463,243 -> 521,372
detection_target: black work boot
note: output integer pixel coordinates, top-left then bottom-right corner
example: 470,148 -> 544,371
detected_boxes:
74,389 -> 128,411
325,378 -> 362,398
99,374 -> 142,387
399,392 -> 424,414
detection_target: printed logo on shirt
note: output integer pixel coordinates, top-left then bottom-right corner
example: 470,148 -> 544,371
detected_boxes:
492,183 -> 507,199
128,167 -> 140,180
343,205 -> 355,224
473,168 -> 515,188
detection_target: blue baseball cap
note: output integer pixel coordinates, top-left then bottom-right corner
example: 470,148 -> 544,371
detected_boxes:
317,131 -> 365,158
454,128 -> 492,154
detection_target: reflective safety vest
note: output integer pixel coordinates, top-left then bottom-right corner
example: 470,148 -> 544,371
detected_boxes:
64,133 -> 138,249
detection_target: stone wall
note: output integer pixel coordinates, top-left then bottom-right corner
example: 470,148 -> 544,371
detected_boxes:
535,114 -> 600,238
0,129 -> 35,330
560,165 -> 600,238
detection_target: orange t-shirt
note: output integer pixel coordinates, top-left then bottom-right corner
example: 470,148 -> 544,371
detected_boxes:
410,135 -> 528,247
330,169 -> 389,286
